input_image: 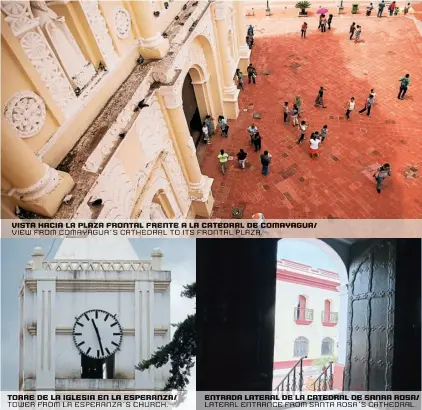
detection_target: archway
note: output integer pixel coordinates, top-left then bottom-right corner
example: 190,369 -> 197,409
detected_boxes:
196,238 -> 421,392
182,71 -> 202,147
273,239 -> 349,392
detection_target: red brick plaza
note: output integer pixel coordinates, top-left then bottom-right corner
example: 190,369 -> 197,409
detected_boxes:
200,13 -> 422,219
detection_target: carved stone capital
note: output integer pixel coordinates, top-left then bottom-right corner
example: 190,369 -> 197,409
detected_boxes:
189,176 -> 214,203
8,164 -> 60,202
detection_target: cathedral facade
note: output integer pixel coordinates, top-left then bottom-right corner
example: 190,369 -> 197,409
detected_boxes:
1,0 -> 250,219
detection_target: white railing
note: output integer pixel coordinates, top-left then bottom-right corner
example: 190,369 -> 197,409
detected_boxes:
40,260 -> 151,272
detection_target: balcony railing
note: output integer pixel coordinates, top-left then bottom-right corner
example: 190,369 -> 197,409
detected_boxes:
321,311 -> 339,324
294,307 -> 314,321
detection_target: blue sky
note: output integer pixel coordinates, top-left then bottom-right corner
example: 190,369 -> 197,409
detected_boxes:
1,238 -> 196,391
277,239 -> 338,272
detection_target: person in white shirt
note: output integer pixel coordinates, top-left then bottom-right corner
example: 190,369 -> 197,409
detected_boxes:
370,89 -> 376,104
345,97 -> 355,120
202,122 -> 210,144
247,123 -> 258,144
296,120 -> 309,144
309,132 -> 321,158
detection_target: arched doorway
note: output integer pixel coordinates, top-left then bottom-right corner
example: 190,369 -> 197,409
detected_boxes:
196,238 -> 421,392
182,72 -> 202,147
273,239 -> 349,391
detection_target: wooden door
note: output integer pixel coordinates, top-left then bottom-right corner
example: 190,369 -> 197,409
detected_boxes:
344,239 -> 396,391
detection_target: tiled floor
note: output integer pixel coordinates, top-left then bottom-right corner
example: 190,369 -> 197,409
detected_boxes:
200,15 -> 422,219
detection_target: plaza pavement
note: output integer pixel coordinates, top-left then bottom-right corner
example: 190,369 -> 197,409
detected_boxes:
199,14 -> 422,219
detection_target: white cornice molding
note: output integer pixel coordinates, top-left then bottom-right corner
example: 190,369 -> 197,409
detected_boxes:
27,325 -> 168,337
25,279 -> 171,293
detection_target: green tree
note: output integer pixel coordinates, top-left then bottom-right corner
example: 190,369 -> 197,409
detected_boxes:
135,283 -> 196,391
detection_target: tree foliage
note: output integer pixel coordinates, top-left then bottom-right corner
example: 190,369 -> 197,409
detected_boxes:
135,283 -> 196,391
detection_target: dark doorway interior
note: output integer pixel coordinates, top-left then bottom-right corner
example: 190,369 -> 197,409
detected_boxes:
182,73 -> 202,147
196,239 -> 421,392
81,354 -> 115,379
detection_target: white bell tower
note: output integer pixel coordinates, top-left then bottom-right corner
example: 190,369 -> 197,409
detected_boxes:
18,238 -> 171,391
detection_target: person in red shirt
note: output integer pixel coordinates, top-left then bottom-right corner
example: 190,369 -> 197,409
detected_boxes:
301,22 -> 308,38
389,1 -> 396,15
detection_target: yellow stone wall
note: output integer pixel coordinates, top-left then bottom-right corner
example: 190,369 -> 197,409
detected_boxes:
1,0 -> 250,219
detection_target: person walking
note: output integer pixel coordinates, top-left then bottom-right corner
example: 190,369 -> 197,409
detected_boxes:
366,2 -> 374,15
345,97 -> 356,120
318,13 -> 323,29
320,125 -> 328,143
218,149 -> 229,175
354,25 -> 362,43
309,133 -> 321,158
246,35 -> 254,49
301,22 -> 308,38
218,115 -> 229,137
295,95 -> 302,117
236,68 -> 244,90
404,3 -> 411,15
247,63 -> 257,84
204,115 -> 215,137
248,25 -> 254,36
359,94 -> 375,116
389,1 -> 396,15
237,149 -> 248,169
328,14 -> 333,30
373,163 -> 391,193
394,6 -> 400,15
370,88 -> 377,104
252,132 -> 262,152
378,0 -> 385,17
260,150 -> 272,175
349,22 -> 356,40
202,122 -> 210,144
398,74 -> 410,100
315,86 -> 327,108
247,123 -> 258,144
320,14 -> 327,32
291,104 -> 299,126
296,120 -> 309,145
283,102 -> 290,123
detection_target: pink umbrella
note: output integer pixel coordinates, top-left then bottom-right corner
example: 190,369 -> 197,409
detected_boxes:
317,8 -> 329,14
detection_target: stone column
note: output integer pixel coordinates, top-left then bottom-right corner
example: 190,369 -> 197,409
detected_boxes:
214,1 -> 239,119
234,0 -> 251,72
131,1 -> 169,59
161,90 -> 214,218
134,280 -> 155,389
36,278 -> 56,390
1,123 -> 75,217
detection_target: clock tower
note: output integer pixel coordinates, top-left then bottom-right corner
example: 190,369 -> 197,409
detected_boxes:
18,238 -> 171,391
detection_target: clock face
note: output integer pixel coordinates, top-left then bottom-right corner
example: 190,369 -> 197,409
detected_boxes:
72,309 -> 123,359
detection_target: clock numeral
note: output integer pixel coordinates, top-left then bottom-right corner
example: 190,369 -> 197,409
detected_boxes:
74,333 -> 82,336
97,350 -> 100,358
86,347 -> 92,355
105,348 -> 111,356
113,333 -> 122,336
77,341 -> 85,347
104,314 -> 109,321
111,341 -> 119,347
84,313 -> 89,321
95,310 -> 98,319
110,322 -> 118,327
75,321 -> 84,327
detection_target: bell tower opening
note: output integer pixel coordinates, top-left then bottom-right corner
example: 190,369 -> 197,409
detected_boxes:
81,354 -> 115,379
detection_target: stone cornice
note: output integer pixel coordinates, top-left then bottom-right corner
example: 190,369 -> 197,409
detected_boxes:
27,325 -> 168,337
25,279 -> 171,293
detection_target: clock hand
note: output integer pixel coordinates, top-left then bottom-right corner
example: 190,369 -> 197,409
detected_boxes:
92,319 -> 105,357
